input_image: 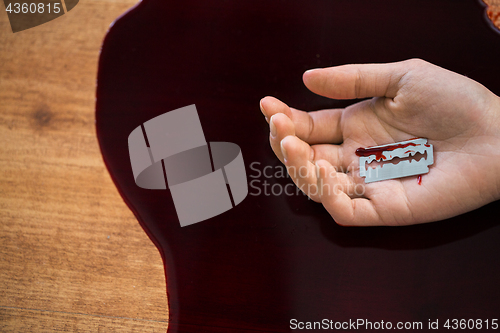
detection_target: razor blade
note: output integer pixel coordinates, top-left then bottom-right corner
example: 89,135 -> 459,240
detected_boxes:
357,138 -> 433,183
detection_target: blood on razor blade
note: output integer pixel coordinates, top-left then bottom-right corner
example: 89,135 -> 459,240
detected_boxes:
356,138 -> 434,183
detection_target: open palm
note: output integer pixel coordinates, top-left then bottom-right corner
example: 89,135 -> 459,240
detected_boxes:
260,59 -> 500,226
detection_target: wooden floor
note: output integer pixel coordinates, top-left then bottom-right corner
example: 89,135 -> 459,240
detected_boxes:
0,0 -> 168,331
1,0 -> 499,332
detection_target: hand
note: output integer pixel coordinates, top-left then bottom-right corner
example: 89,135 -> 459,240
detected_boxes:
260,59 -> 500,226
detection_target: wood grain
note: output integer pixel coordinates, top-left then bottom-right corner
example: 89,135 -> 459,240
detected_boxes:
0,0 -> 168,331
1,308 -> 166,332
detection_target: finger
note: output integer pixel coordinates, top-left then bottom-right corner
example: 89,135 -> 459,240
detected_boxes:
291,107 -> 343,144
261,96 -> 343,144
281,137 -> 357,201
281,135 -> 320,201
269,113 -> 295,164
315,159 -> 382,226
270,112 -> 348,170
303,59 -> 418,100
260,96 -> 293,121
311,144 -> 348,173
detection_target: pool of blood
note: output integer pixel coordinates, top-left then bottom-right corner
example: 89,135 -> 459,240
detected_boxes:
96,1 -> 500,332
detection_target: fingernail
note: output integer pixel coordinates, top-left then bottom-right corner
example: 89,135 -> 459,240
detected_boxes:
265,116 -> 269,123
259,99 -> 266,114
280,139 -> 288,163
270,115 -> 277,137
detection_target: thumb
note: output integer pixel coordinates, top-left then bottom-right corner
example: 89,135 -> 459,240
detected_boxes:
302,59 -> 421,100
